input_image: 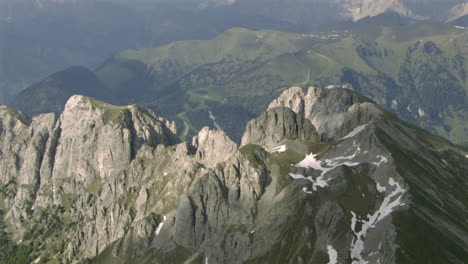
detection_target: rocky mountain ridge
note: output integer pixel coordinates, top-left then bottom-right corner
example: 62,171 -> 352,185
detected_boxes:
0,87 -> 467,263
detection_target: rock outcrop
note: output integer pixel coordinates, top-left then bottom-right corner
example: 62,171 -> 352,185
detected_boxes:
192,127 -> 237,167
0,95 -> 181,260
241,106 -> 319,150
268,86 -> 384,141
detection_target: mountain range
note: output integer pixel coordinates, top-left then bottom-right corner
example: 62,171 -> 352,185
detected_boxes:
11,15 -> 467,147
168,0 -> 468,23
0,1 -> 467,263
1,0 -> 467,105
1,86 -> 467,263
0,0 -> 287,103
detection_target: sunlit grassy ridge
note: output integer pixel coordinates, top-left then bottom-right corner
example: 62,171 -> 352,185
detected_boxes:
96,23 -> 467,145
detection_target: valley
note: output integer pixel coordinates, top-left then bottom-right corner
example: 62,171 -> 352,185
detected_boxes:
16,17 -> 464,146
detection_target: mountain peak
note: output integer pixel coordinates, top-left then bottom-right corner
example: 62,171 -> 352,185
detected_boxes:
242,106 -> 320,151
269,86 -> 384,141
62,94 -> 128,125
63,94 -> 93,111
193,126 -> 238,167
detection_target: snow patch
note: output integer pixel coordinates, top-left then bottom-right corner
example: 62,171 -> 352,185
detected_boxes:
341,125 -> 367,140
418,108 -> 426,117
290,147 -> 361,193
302,187 -> 314,194
372,155 -> 388,166
155,215 -> 166,235
327,245 -> 338,264
271,145 -> 287,153
350,178 -> 405,263
376,183 -> 386,193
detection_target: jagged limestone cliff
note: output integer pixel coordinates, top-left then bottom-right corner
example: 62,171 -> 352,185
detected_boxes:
0,88 -> 467,264
267,86 -> 384,141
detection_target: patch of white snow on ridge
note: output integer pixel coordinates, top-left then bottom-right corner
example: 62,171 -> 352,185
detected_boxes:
376,183 -> 386,193
155,215 -> 166,235
327,245 -> 338,264
341,125 -> 367,140
372,155 -> 388,166
289,173 -> 328,193
297,149 -> 360,172
271,145 -> 287,153
290,146 -> 362,193
350,178 -> 405,264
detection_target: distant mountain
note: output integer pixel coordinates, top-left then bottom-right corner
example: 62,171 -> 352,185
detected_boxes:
0,0 -> 288,104
9,66 -> 114,117
0,0 -> 144,103
452,14 -> 468,27
1,0 -> 465,106
0,88 -> 466,263
352,11 -> 414,27
202,0 -> 468,26
89,21 -> 467,146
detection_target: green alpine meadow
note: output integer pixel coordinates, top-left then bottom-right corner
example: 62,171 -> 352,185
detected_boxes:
13,14 -> 467,146
95,19 -> 468,145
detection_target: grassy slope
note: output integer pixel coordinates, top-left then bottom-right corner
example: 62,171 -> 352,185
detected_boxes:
95,24 -> 467,145
298,24 -> 467,145
96,28 -> 321,94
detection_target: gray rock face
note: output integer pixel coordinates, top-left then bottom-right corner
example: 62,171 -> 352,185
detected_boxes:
241,106 -> 319,150
269,86 -> 384,141
0,95 -> 181,260
192,127 -> 237,167
0,89 -> 467,264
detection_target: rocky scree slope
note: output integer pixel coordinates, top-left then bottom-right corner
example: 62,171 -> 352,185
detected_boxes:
0,87 -> 467,264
